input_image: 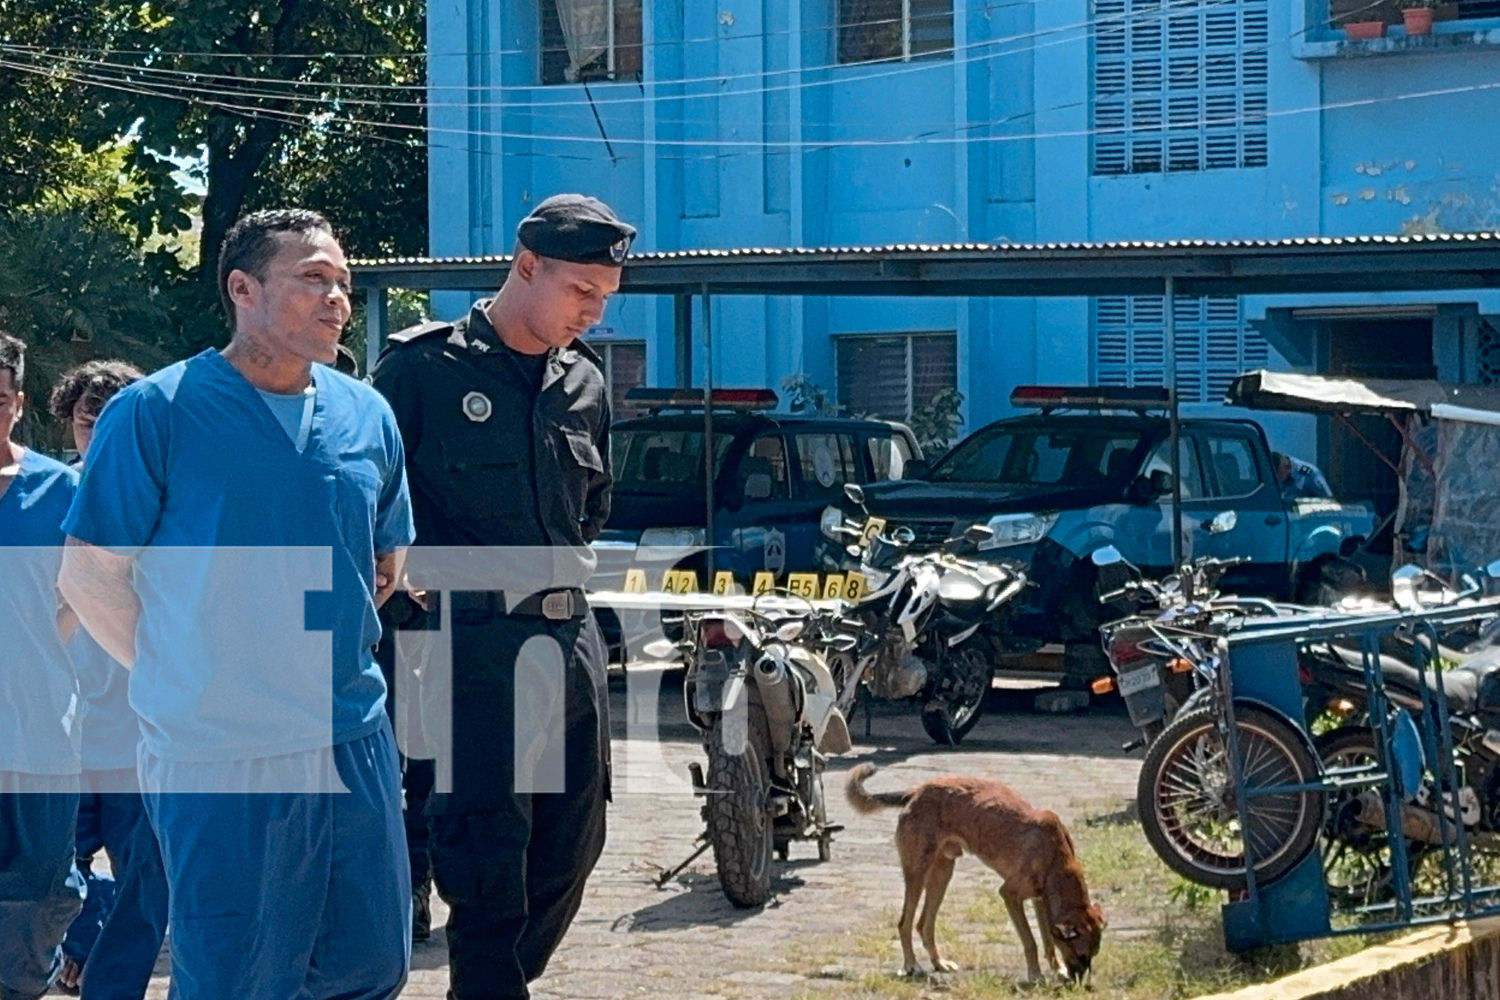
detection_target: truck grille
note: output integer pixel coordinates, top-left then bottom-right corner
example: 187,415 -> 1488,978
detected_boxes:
890,519 -> 957,552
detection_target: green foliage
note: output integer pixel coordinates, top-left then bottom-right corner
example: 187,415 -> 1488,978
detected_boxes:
781,372 -> 839,415
1,0 -> 428,280
910,387 -> 965,456
0,208 -> 175,449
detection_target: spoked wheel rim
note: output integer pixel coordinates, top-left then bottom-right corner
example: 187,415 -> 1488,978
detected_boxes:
1320,733 -> 1417,910
1152,718 -> 1314,878
739,744 -> 772,884
940,647 -> 990,730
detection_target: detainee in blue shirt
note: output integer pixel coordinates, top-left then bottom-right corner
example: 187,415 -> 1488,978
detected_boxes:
0,331 -> 87,1000
59,210 -> 416,1000
48,359 -> 171,1000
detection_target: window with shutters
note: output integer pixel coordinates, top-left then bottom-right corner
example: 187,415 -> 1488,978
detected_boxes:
837,0 -> 954,65
540,0 -> 643,85
590,340 -> 647,417
835,332 -> 958,424
1091,0 -> 1268,175
1093,296 -> 1270,404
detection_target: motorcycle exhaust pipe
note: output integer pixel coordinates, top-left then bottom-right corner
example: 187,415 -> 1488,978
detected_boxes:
755,656 -> 803,756
1353,791 -> 1455,846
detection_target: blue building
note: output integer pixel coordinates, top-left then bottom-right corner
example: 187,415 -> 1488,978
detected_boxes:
424,0 -> 1500,503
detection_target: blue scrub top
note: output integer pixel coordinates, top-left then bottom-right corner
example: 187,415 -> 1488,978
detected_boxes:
0,448 -> 82,774
63,350 -> 416,764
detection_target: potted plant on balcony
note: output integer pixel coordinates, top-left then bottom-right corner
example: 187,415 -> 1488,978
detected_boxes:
1398,0 -> 1438,35
1343,14 -> 1387,39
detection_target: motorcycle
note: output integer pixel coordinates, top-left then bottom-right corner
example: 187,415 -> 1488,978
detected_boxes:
1111,588 -> 1328,891
1092,546 -> 1288,752
654,602 -> 854,908
1300,563 -> 1500,906
827,483 -> 1028,745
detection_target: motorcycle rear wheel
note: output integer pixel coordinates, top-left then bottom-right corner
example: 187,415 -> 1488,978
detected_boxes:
1139,704 -> 1325,891
705,709 -> 775,908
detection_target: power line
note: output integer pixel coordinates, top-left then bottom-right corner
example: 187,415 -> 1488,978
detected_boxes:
5,47 -> 1492,157
0,0 -> 1228,105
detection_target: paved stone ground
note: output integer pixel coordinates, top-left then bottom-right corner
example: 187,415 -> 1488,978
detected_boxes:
131,668 -> 1140,999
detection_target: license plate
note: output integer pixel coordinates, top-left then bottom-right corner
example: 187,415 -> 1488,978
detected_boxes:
1117,667 -> 1162,697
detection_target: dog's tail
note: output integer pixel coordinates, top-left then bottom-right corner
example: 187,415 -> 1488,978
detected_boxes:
844,763 -> 915,815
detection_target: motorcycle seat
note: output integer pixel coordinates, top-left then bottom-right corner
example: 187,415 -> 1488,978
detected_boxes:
1324,644 -> 1483,714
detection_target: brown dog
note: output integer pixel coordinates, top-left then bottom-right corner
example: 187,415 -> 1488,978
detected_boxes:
845,763 -> 1105,982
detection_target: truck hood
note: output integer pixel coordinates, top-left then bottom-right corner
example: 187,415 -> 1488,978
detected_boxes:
855,479 -> 1123,519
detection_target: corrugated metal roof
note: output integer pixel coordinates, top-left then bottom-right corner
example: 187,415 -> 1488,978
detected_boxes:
353,231 -> 1500,268
351,231 -> 1500,299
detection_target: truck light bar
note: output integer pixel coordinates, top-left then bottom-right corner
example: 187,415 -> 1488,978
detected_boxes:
1010,385 -> 1172,410
625,388 -> 779,411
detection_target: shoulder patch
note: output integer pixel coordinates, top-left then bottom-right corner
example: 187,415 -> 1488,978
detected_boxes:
387,320 -> 454,346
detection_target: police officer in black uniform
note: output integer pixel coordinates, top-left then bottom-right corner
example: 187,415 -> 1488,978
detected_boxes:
371,194 -> 633,999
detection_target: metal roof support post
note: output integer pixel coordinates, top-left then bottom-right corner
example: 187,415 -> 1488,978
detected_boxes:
701,284 -> 715,581
674,293 -> 693,388
365,285 -> 388,376
1166,275 -> 1184,577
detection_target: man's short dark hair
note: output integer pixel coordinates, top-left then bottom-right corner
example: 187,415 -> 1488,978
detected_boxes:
0,331 -> 24,389
217,208 -> 336,323
49,359 -> 144,421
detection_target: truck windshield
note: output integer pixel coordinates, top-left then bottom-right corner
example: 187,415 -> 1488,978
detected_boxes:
929,426 -> 1144,486
612,428 -> 734,491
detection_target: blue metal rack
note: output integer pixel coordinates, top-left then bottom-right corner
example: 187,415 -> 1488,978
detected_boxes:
1198,600 -> 1500,951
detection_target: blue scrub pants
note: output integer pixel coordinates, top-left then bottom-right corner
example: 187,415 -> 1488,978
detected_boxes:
0,774 -> 86,1000
64,773 -> 170,1000
142,725 -> 410,1000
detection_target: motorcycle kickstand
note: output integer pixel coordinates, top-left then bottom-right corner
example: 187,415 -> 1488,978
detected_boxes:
861,686 -> 874,740
653,833 -> 712,890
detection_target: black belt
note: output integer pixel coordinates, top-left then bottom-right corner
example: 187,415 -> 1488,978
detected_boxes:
448,589 -> 587,620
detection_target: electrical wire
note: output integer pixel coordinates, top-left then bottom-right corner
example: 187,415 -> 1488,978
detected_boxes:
0,0 -> 1243,105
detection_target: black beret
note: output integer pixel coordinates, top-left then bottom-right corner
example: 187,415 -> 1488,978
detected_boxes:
516,193 -> 637,267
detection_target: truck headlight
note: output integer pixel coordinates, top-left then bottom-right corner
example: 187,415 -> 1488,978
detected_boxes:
820,505 -> 846,541
638,527 -> 707,551
976,512 -> 1058,551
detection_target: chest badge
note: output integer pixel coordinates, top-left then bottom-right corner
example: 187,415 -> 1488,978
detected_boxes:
462,391 -> 493,423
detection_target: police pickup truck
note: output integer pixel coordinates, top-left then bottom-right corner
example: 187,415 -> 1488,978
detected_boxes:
815,386 -> 1377,685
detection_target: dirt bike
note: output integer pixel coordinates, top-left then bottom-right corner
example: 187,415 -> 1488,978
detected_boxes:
827,484 -> 1027,745
655,603 -> 854,908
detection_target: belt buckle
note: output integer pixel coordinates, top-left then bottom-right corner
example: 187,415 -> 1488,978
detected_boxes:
541,591 -> 572,620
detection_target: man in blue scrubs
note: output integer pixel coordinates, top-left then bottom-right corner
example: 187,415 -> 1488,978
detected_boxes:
59,209 -> 416,1000
0,331 -> 87,1000
50,359 -> 170,1000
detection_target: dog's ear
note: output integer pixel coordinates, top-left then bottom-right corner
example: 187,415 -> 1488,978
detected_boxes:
1088,904 -> 1108,930
1052,922 -> 1080,941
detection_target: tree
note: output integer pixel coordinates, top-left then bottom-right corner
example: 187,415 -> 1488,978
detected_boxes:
1,0 -> 427,278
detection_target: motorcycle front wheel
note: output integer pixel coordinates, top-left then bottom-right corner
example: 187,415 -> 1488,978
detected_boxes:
920,644 -> 991,746
705,708 -> 775,908
1139,704 -> 1325,891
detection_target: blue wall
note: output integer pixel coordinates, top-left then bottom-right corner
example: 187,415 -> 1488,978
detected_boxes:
427,0 -> 1500,456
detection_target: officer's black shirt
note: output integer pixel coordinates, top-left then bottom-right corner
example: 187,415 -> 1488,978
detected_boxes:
370,300 -> 613,558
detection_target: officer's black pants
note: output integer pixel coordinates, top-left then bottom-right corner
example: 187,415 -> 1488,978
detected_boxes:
428,612 -> 610,1000
405,758 -> 435,892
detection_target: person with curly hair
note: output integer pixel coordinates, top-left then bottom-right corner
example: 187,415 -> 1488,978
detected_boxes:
48,361 -> 145,463
49,359 -> 169,1000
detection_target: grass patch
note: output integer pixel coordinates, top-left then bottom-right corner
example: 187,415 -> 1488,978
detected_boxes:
781,802 -> 1387,1000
